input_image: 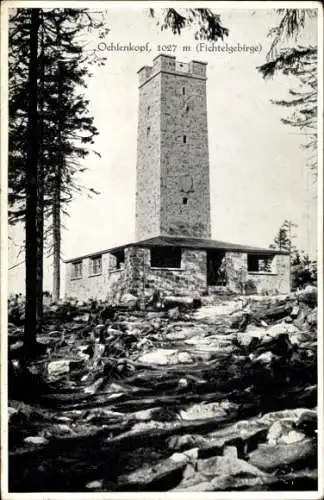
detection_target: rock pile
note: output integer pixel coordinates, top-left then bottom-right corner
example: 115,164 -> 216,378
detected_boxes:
8,288 -> 317,492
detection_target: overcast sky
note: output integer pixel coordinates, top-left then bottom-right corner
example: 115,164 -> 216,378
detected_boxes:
8,6 -> 319,295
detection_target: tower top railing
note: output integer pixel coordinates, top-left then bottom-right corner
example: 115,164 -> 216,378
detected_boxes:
138,54 -> 207,87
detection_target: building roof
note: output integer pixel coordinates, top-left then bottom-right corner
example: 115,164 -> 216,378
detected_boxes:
64,235 -> 288,263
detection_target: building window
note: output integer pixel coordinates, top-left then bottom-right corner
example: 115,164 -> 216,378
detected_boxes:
183,197 -> 188,205
71,260 -> 82,279
147,105 -> 150,115
186,104 -> 190,113
89,255 -> 102,275
112,250 -> 125,269
182,87 -> 185,95
147,126 -> 150,137
183,135 -> 187,143
151,247 -> 181,268
248,254 -> 273,273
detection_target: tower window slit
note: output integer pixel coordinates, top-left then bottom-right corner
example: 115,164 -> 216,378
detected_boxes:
183,135 -> 187,143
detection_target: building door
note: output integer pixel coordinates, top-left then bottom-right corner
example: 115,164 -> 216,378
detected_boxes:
207,250 -> 227,286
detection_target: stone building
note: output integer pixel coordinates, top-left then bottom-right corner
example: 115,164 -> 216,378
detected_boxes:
65,54 -> 290,303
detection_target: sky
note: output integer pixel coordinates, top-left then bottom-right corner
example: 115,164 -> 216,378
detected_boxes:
8,6 -> 319,295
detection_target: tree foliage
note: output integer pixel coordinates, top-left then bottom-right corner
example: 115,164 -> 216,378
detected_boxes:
9,8 -> 103,228
258,9 -> 318,177
150,8 -> 229,41
291,250 -> 317,289
270,219 -> 297,253
270,220 -> 316,290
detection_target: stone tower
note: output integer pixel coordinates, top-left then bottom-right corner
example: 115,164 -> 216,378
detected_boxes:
135,54 -> 211,241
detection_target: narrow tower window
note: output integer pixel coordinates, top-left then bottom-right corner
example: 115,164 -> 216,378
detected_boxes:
186,104 -> 190,113
183,135 -> 187,143
183,197 -> 188,205
182,87 -> 185,95
147,105 -> 150,115
147,126 -> 150,137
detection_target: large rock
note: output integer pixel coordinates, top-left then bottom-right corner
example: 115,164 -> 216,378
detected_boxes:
137,349 -> 177,365
295,410 -> 317,437
117,458 -> 186,489
167,434 -> 209,451
296,285 -> 317,306
177,351 -> 193,364
119,293 -> 138,309
168,307 -> 180,321
253,351 -> 274,364
307,308 -> 317,328
266,322 -> 299,338
179,401 -> 238,421
248,438 -> 316,471
267,420 -> 305,445
47,359 -> 70,378
236,330 -> 264,348
24,435 -> 49,446
177,453 -> 267,490
229,311 -> 250,330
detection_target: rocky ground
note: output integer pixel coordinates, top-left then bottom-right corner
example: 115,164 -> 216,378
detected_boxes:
8,286 -> 318,492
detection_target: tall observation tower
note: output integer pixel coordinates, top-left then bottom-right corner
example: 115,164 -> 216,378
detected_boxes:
135,54 -> 211,241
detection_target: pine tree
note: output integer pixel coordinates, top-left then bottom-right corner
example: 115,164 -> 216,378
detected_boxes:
258,9 -> 318,177
9,8 -> 103,346
24,8 -> 41,349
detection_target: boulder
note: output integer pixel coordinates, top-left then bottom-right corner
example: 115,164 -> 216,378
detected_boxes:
248,438 -> 316,471
138,349 -> 177,365
168,307 -> 180,321
167,434 -> 209,451
117,458 -> 186,489
295,410 -> 317,437
85,480 -> 104,490
119,293 -> 138,309
290,305 -> 300,318
296,285 -> 317,306
195,454 -> 267,479
179,401 -> 238,421
47,359 -> 70,378
266,322 -> 299,338
24,435 -> 48,446
163,296 -> 201,310
267,419 -> 295,445
254,351 -> 274,364
178,351 -> 193,364
8,407 -> 19,423
229,311 -> 250,330
236,331 -> 261,349
307,308 -> 317,328
132,407 -> 161,422
279,430 -> 306,444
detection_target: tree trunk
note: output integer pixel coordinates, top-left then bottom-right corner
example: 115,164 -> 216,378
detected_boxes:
36,21 -> 45,331
24,9 -> 40,350
52,60 -> 63,302
52,167 -> 61,302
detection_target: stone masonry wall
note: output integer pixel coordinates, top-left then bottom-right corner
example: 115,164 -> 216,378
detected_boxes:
125,246 -> 207,297
135,65 -> 161,240
65,253 -> 111,302
160,68 -> 211,238
225,252 -> 248,293
247,254 -> 290,294
66,252 -> 128,303
65,248 -> 290,302
224,251 -> 290,295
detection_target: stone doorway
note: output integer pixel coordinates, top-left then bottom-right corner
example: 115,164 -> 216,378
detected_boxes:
207,250 -> 227,286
